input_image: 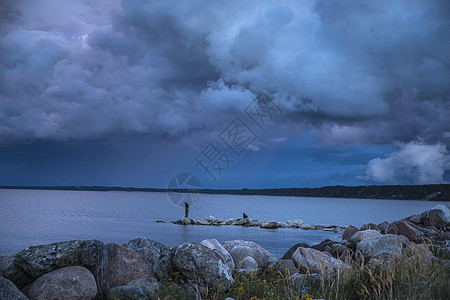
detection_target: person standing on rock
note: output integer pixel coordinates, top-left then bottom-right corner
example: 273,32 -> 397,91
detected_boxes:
243,212 -> 248,219
185,202 -> 189,218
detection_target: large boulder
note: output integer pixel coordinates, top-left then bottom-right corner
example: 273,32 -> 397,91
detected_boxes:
96,243 -> 154,294
282,243 -> 310,260
431,204 -> 450,225
0,254 -> 33,289
342,225 -> 358,241
172,243 -> 233,291
26,266 -> 97,300
360,223 -> 377,231
222,240 -> 277,268
228,246 -> 263,268
376,221 -> 389,234
0,275 -> 29,300
123,237 -> 171,280
386,223 -> 398,235
236,256 -> 259,273
356,235 -> 402,259
200,239 -> 235,269
14,240 -> 105,279
422,210 -> 447,230
291,247 -> 344,275
396,220 -> 419,243
269,259 -> 297,275
350,230 -> 382,245
311,239 -> 339,252
106,277 -> 159,300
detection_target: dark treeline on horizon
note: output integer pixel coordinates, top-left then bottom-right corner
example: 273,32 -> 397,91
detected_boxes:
0,184 -> 449,201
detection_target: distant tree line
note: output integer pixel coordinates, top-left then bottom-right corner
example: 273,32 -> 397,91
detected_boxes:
0,184 -> 448,201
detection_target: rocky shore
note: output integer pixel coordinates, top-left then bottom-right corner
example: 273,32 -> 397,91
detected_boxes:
1,204 -> 449,300
171,216 -> 346,231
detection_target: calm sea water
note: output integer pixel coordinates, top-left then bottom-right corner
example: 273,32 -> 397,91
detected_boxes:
0,189 -> 447,257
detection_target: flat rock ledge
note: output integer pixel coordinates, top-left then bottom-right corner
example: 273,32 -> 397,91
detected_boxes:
171,216 -> 346,231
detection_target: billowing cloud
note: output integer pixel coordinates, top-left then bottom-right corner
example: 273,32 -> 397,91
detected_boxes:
364,142 -> 450,184
0,0 -> 449,160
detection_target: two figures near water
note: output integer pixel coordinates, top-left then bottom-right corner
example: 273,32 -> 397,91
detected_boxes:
184,202 -> 248,220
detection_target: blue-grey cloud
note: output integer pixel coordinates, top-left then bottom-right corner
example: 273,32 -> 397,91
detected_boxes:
0,0 -> 449,185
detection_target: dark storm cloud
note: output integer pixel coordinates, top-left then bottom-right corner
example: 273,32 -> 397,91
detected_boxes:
0,0 -> 449,183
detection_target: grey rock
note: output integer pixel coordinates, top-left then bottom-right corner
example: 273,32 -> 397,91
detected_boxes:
260,221 -> 279,229
342,225 -> 358,241
292,247 -> 344,275
356,234 -> 402,259
422,210 -> 446,230
351,230 -> 382,245
172,242 -> 233,291
237,256 -> 259,272
408,214 -> 423,225
387,222 -> 399,235
360,223 -> 377,231
0,254 -> 33,289
282,243 -> 310,260
396,220 -> 419,243
26,266 -> 97,300
107,285 -> 148,300
286,220 -> 304,228
431,204 -> 450,225
228,245 -> 264,268
96,243 -> 154,294
14,240 -> 105,279
201,239 -> 235,269
123,237 -> 171,280
398,235 -> 412,248
270,259 -> 297,275
106,277 -> 158,300
330,243 -> 348,257
311,239 -> 339,252
0,275 -> 29,300
222,240 -> 277,268
376,221 -> 389,234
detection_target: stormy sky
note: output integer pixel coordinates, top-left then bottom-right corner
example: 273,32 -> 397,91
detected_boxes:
0,0 -> 449,188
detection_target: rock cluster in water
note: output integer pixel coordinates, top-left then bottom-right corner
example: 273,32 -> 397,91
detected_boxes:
0,205 -> 448,300
171,216 -> 346,232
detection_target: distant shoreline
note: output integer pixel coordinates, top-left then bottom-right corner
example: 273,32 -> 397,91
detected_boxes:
0,184 -> 449,201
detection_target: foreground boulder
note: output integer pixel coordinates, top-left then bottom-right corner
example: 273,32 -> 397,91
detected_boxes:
96,243 -> 154,294
350,230 -> 382,245
228,245 -> 263,268
292,247 -> 344,275
172,243 -> 233,291
107,277 -> 159,300
201,239 -> 235,269
396,220 -> 419,243
222,240 -> 277,268
431,204 -> 450,225
269,259 -> 297,275
123,237 -> 171,280
342,225 -> 358,241
311,239 -> 339,252
0,275 -> 28,300
282,243 -> 310,260
14,240 -> 105,279
236,256 -> 259,273
356,234 -> 402,259
26,266 -> 97,300
0,254 -> 33,289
